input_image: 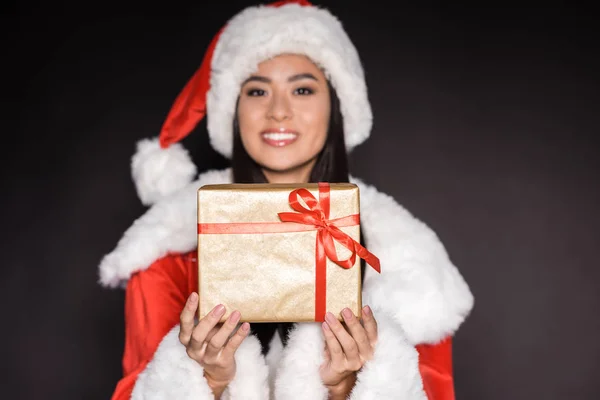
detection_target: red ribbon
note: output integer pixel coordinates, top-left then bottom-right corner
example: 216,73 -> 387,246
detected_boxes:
277,183 -> 380,321
198,182 -> 381,322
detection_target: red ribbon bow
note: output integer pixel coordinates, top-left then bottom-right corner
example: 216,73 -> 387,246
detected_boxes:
278,182 -> 381,321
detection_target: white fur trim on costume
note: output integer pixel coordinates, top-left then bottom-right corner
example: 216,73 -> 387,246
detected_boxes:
207,3 -> 371,158
99,169 -> 473,344
353,176 -> 475,345
265,331 -> 284,395
272,314 -> 426,399
131,137 -> 198,206
273,323 -> 329,400
349,310 -> 426,399
130,325 -> 213,399
98,168 -> 231,288
131,324 -> 269,400
223,328 -> 270,400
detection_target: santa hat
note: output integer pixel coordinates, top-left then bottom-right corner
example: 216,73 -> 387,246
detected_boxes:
132,0 -> 372,206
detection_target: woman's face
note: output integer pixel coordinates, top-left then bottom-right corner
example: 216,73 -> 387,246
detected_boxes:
237,54 -> 331,183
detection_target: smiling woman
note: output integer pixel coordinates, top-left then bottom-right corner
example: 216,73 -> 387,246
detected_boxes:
99,1 -> 474,399
235,54 -> 339,184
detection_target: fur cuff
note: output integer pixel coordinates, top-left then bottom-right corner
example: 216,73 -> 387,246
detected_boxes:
222,328 -> 270,400
274,323 -> 329,400
131,325 -> 269,400
349,310 -> 427,399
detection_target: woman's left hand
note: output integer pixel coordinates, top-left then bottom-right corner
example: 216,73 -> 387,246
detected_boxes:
319,305 -> 378,398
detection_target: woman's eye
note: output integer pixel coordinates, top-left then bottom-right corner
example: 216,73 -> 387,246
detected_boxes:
247,88 -> 266,96
294,87 -> 314,95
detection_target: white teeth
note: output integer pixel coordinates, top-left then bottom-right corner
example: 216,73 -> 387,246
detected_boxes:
262,132 -> 297,140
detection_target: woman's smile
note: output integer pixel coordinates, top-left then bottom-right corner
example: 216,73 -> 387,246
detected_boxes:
261,128 -> 299,147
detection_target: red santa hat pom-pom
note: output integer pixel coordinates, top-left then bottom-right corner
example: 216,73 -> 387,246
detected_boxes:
131,137 -> 197,206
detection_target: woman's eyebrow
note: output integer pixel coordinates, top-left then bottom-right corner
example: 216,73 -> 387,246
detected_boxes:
242,73 -> 319,85
243,75 -> 270,84
287,73 -> 318,82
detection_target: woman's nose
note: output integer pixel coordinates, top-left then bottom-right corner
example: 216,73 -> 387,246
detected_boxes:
267,93 -> 292,122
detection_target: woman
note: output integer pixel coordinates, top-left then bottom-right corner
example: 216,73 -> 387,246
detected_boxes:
99,1 -> 474,399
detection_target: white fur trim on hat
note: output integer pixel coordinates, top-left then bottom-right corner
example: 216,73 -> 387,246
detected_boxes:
131,137 -> 197,206
207,3 -> 372,158
128,4 -> 371,205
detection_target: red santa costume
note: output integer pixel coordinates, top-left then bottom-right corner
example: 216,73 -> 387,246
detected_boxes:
99,1 -> 474,399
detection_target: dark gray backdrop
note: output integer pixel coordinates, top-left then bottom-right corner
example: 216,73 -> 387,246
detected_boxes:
2,2 -> 598,399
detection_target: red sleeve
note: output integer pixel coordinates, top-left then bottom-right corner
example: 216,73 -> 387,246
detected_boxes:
110,251 -> 197,400
416,337 -> 455,400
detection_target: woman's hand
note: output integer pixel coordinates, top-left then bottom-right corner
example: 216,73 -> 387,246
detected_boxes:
179,292 -> 250,398
319,305 -> 378,399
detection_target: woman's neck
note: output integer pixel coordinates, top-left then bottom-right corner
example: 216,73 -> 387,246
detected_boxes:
263,169 -> 309,184
262,159 -> 316,184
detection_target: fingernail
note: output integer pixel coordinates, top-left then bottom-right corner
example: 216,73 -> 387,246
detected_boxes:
241,322 -> 250,332
229,310 -> 241,323
322,322 -> 330,331
325,312 -> 336,324
213,304 -> 225,316
342,308 -> 353,320
187,293 -> 198,310
363,305 -> 371,316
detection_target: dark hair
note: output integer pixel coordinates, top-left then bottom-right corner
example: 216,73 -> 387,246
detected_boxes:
230,80 -> 366,353
231,80 -> 350,184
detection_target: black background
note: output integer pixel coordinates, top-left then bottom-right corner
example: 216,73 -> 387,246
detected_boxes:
2,1 -> 599,399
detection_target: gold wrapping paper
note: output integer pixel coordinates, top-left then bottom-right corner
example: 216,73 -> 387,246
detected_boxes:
197,183 -> 362,323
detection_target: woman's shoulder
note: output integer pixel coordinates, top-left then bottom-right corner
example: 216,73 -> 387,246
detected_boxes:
129,250 -> 197,290
350,175 -> 474,345
350,175 -> 455,275
350,175 -> 434,236
142,251 -> 197,276
98,168 -> 232,289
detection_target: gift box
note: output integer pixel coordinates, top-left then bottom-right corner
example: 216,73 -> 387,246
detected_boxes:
197,182 -> 380,323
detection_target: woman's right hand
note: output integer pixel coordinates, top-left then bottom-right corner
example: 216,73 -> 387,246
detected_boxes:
179,292 -> 251,397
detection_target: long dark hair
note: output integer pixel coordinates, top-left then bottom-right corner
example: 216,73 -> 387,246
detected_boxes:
230,81 -> 366,353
